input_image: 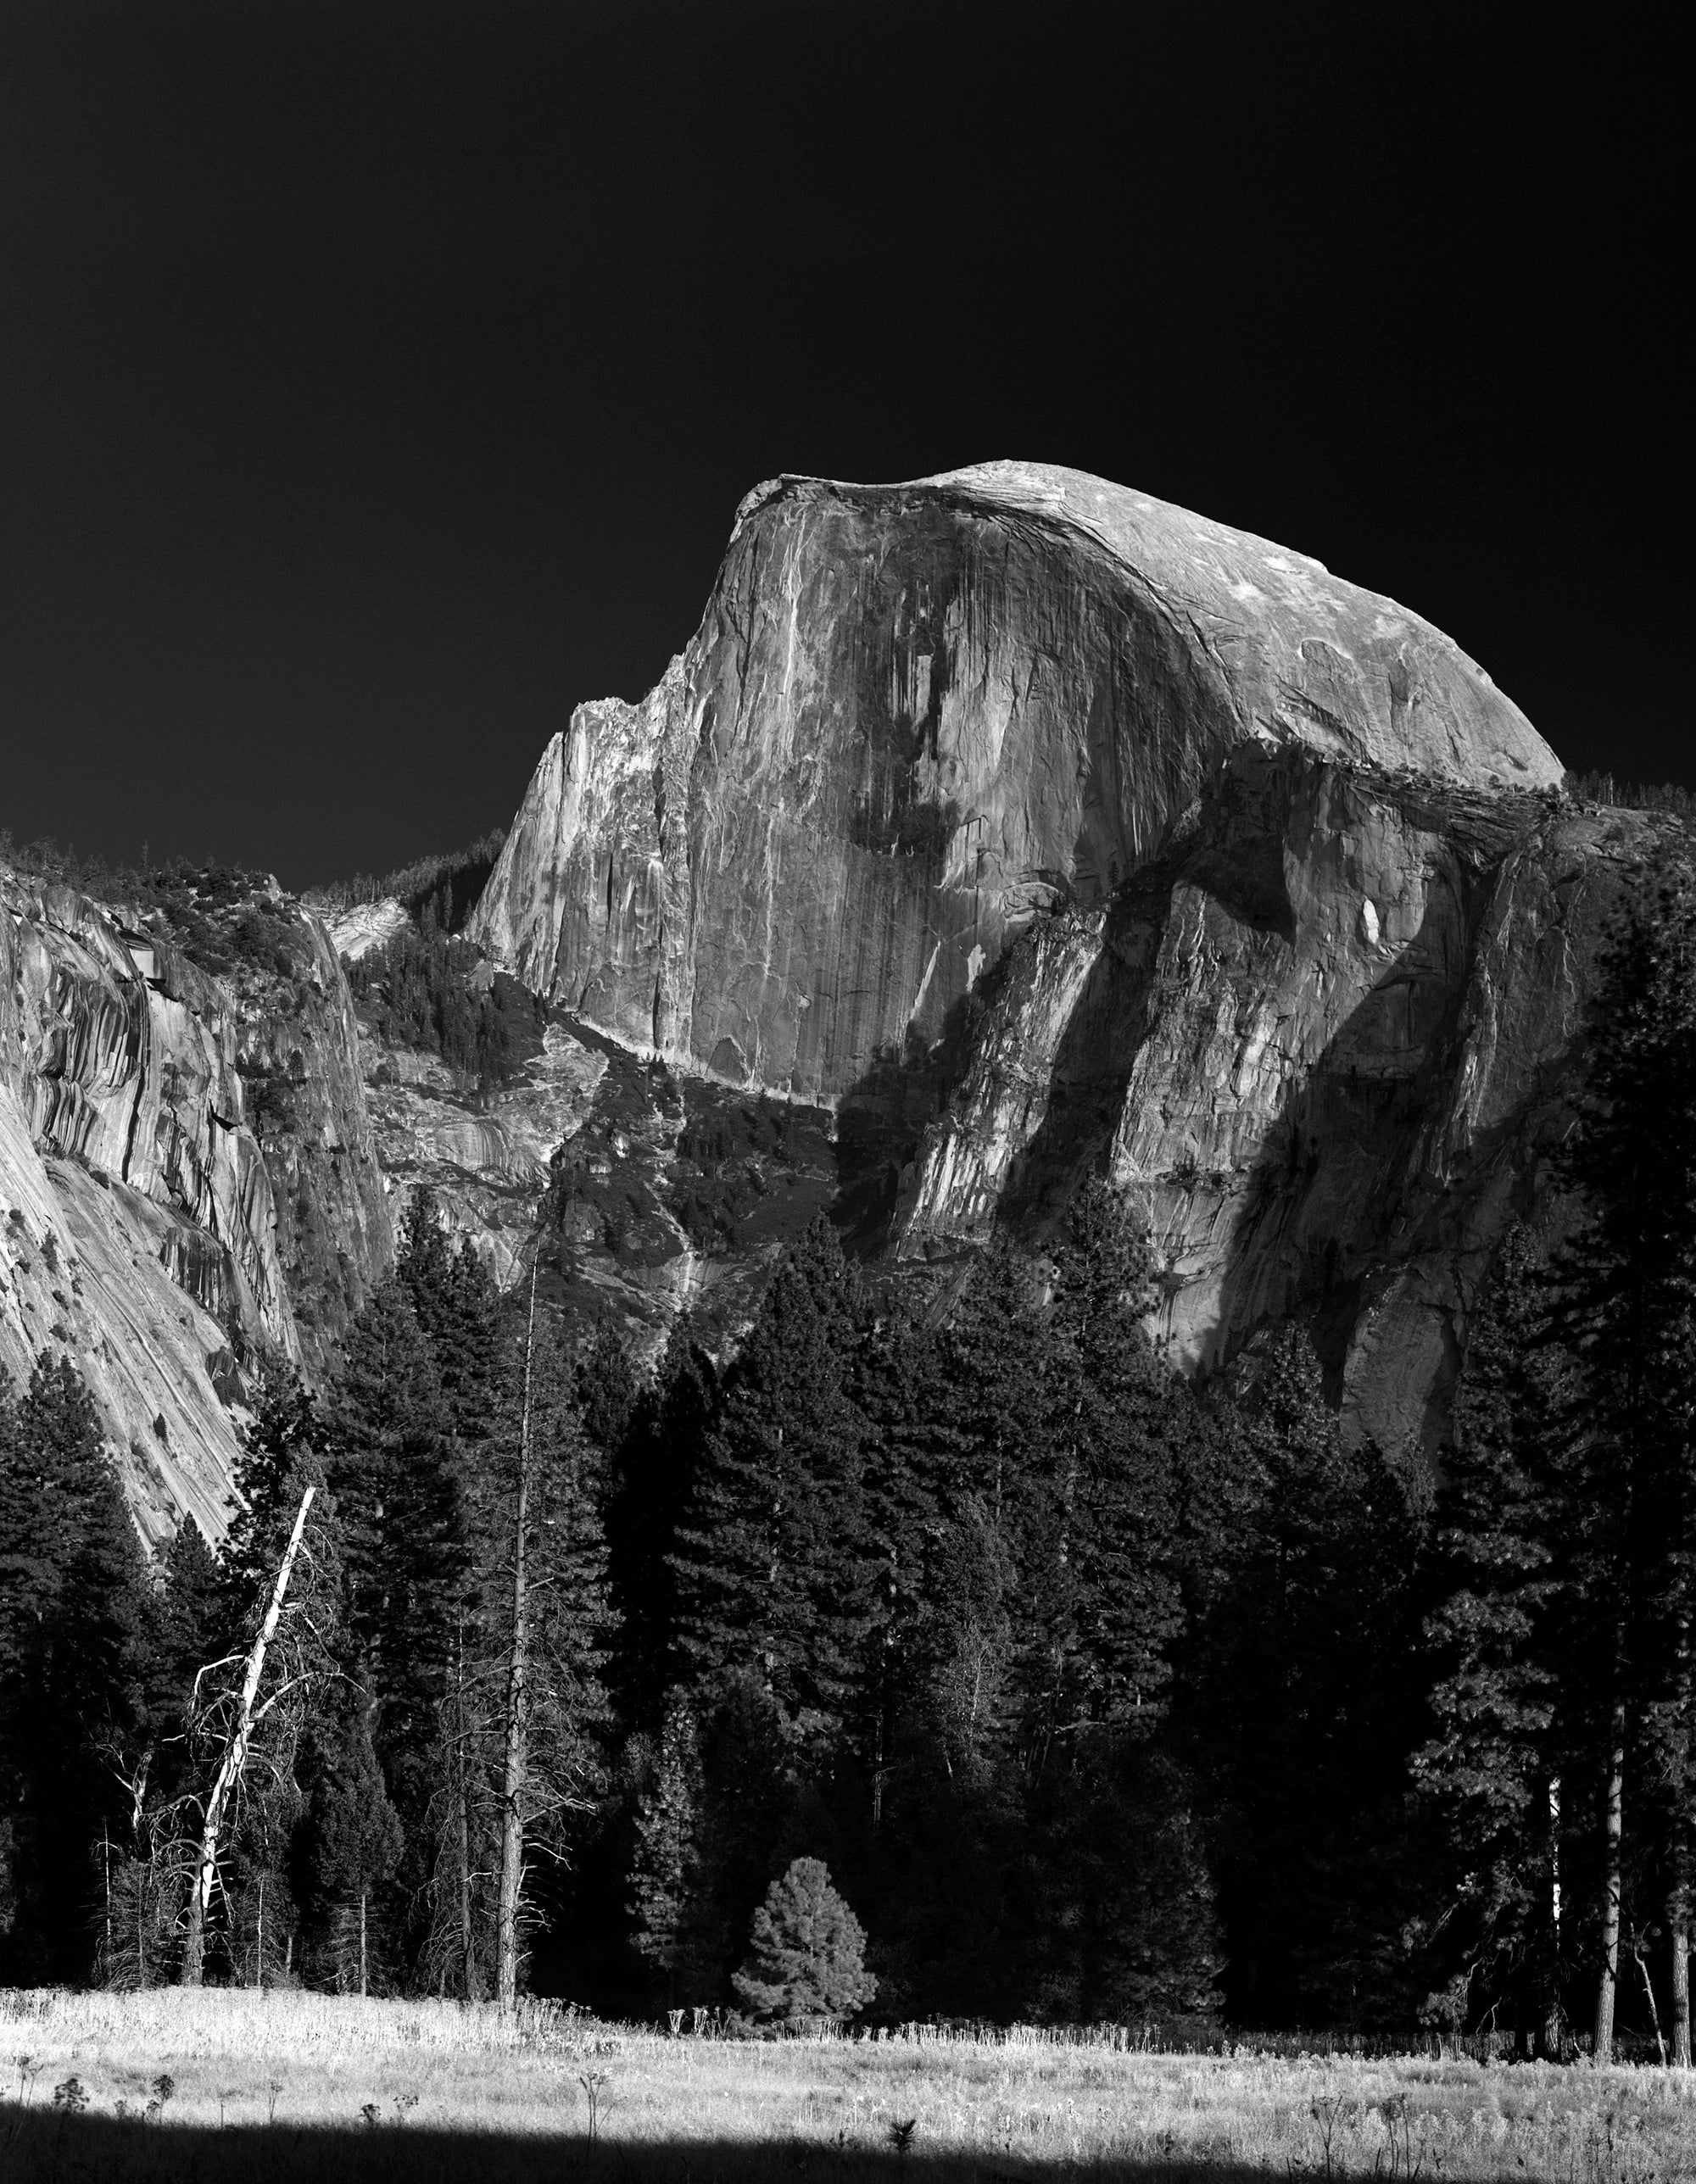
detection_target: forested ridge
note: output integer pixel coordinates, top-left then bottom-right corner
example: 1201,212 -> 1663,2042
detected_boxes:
3,849 -> 1694,2059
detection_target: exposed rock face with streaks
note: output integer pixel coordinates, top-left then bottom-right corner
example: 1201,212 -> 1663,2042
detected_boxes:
348,980 -> 838,1362
472,462 -> 1557,1102
354,1006 -> 607,1292
0,867 -> 391,1543
0,459 -> 1649,1513
902,749 -> 1651,1451
470,462 -> 1637,1450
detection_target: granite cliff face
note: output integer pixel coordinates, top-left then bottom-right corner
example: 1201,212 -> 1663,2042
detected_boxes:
470,463 -> 1633,1448
473,462 -> 1556,1100
330,901 -> 838,1358
901,749 -> 1651,1450
0,461 -> 1643,1514
0,868 -> 391,1542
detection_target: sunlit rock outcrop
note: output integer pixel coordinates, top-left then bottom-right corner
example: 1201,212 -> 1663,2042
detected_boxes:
472,463 -> 1558,1104
470,462 -> 1627,1448
327,896 -> 410,963
0,866 -> 391,1542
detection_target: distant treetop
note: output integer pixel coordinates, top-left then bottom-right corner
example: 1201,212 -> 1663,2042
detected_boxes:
1565,772 -> 1696,821
302,829 -> 507,933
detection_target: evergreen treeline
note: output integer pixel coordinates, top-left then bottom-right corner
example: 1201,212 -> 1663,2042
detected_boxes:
1412,855 -> 1696,2063
345,913 -> 535,1089
0,1184 -> 1421,2025
3,850 -> 1694,2051
0,1191 -> 610,1997
1565,772 -> 1696,822
304,829 -> 507,928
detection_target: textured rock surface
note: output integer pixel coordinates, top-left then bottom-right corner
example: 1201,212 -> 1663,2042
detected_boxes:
472,463 -> 1558,1106
901,747 -> 1652,1451
0,459 -> 1638,1511
0,867 -> 391,1540
357,1011 -> 605,1290
469,462 -> 1637,1447
351,987 -> 836,1361
327,897 -> 410,962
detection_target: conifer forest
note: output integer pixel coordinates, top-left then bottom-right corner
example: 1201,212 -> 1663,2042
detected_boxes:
2,845 -> 1693,2073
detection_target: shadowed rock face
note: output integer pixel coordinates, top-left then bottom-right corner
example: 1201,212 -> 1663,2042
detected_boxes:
346,978 -> 839,1369
902,747 -> 1654,1452
0,869 -> 391,1544
468,464 -> 1648,1451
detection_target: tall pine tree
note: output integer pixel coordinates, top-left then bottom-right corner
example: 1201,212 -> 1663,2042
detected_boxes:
1554,848 -> 1696,2060
1413,1228 -> 1565,2048
672,1221 -> 873,1744
0,1357 -> 149,1982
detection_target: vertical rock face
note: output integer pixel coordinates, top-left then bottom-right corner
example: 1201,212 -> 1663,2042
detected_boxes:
0,867 -> 391,1543
472,463 -> 1558,1106
901,747 -> 1650,1451
229,911 -> 394,1377
0,461 -> 1632,1513
471,462 -> 1634,1450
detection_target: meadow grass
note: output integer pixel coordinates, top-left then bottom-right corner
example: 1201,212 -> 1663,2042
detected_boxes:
3,1986 -> 1694,2179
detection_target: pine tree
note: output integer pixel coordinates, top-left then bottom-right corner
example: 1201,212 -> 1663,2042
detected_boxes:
672,1222 -> 873,1741
1413,1228 -> 1564,2047
1040,1185 -> 1187,1751
309,1700 -> 404,1995
322,1278 -> 466,1835
1183,1330 -> 1422,2025
732,1856 -> 876,2024
398,1190 -> 503,1471
1023,1739 -> 1223,2023
417,1280 -> 616,2004
1554,849 -> 1696,2061
910,1240 -> 1060,1777
158,1519 -> 225,1699
656,1671 -> 798,2005
222,1363 -> 320,1613
628,1693 -> 707,2000
577,1320 -> 638,1460
0,1357 -> 149,1982
852,1311 -> 956,1822
610,1321 -> 715,1730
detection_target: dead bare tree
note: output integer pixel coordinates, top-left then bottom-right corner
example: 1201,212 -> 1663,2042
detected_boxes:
181,1484 -> 323,1986
488,1264 -> 610,2012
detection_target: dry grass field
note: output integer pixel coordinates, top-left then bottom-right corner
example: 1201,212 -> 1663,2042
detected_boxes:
3,1988 -> 1694,2180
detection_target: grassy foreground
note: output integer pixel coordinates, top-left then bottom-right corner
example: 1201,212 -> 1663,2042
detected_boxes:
3,1990 -> 1694,2181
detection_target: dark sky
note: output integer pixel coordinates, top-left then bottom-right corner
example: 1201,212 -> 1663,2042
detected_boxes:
0,3 -> 1679,887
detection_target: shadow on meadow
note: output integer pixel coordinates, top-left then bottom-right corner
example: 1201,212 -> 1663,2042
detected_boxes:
0,2106 -> 1274,2182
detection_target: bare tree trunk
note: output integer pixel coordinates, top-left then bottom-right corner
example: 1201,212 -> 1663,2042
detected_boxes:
1632,1928 -> 1667,2064
181,1485 -> 315,1987
360,1887 -> 368,1998
455,1615 -> 478,1999
496,1264 -> 538,2014
1543,1774 -> 1564,2059
1594,1686 -> 1626,2064
1668,1587 -> 1693,2069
